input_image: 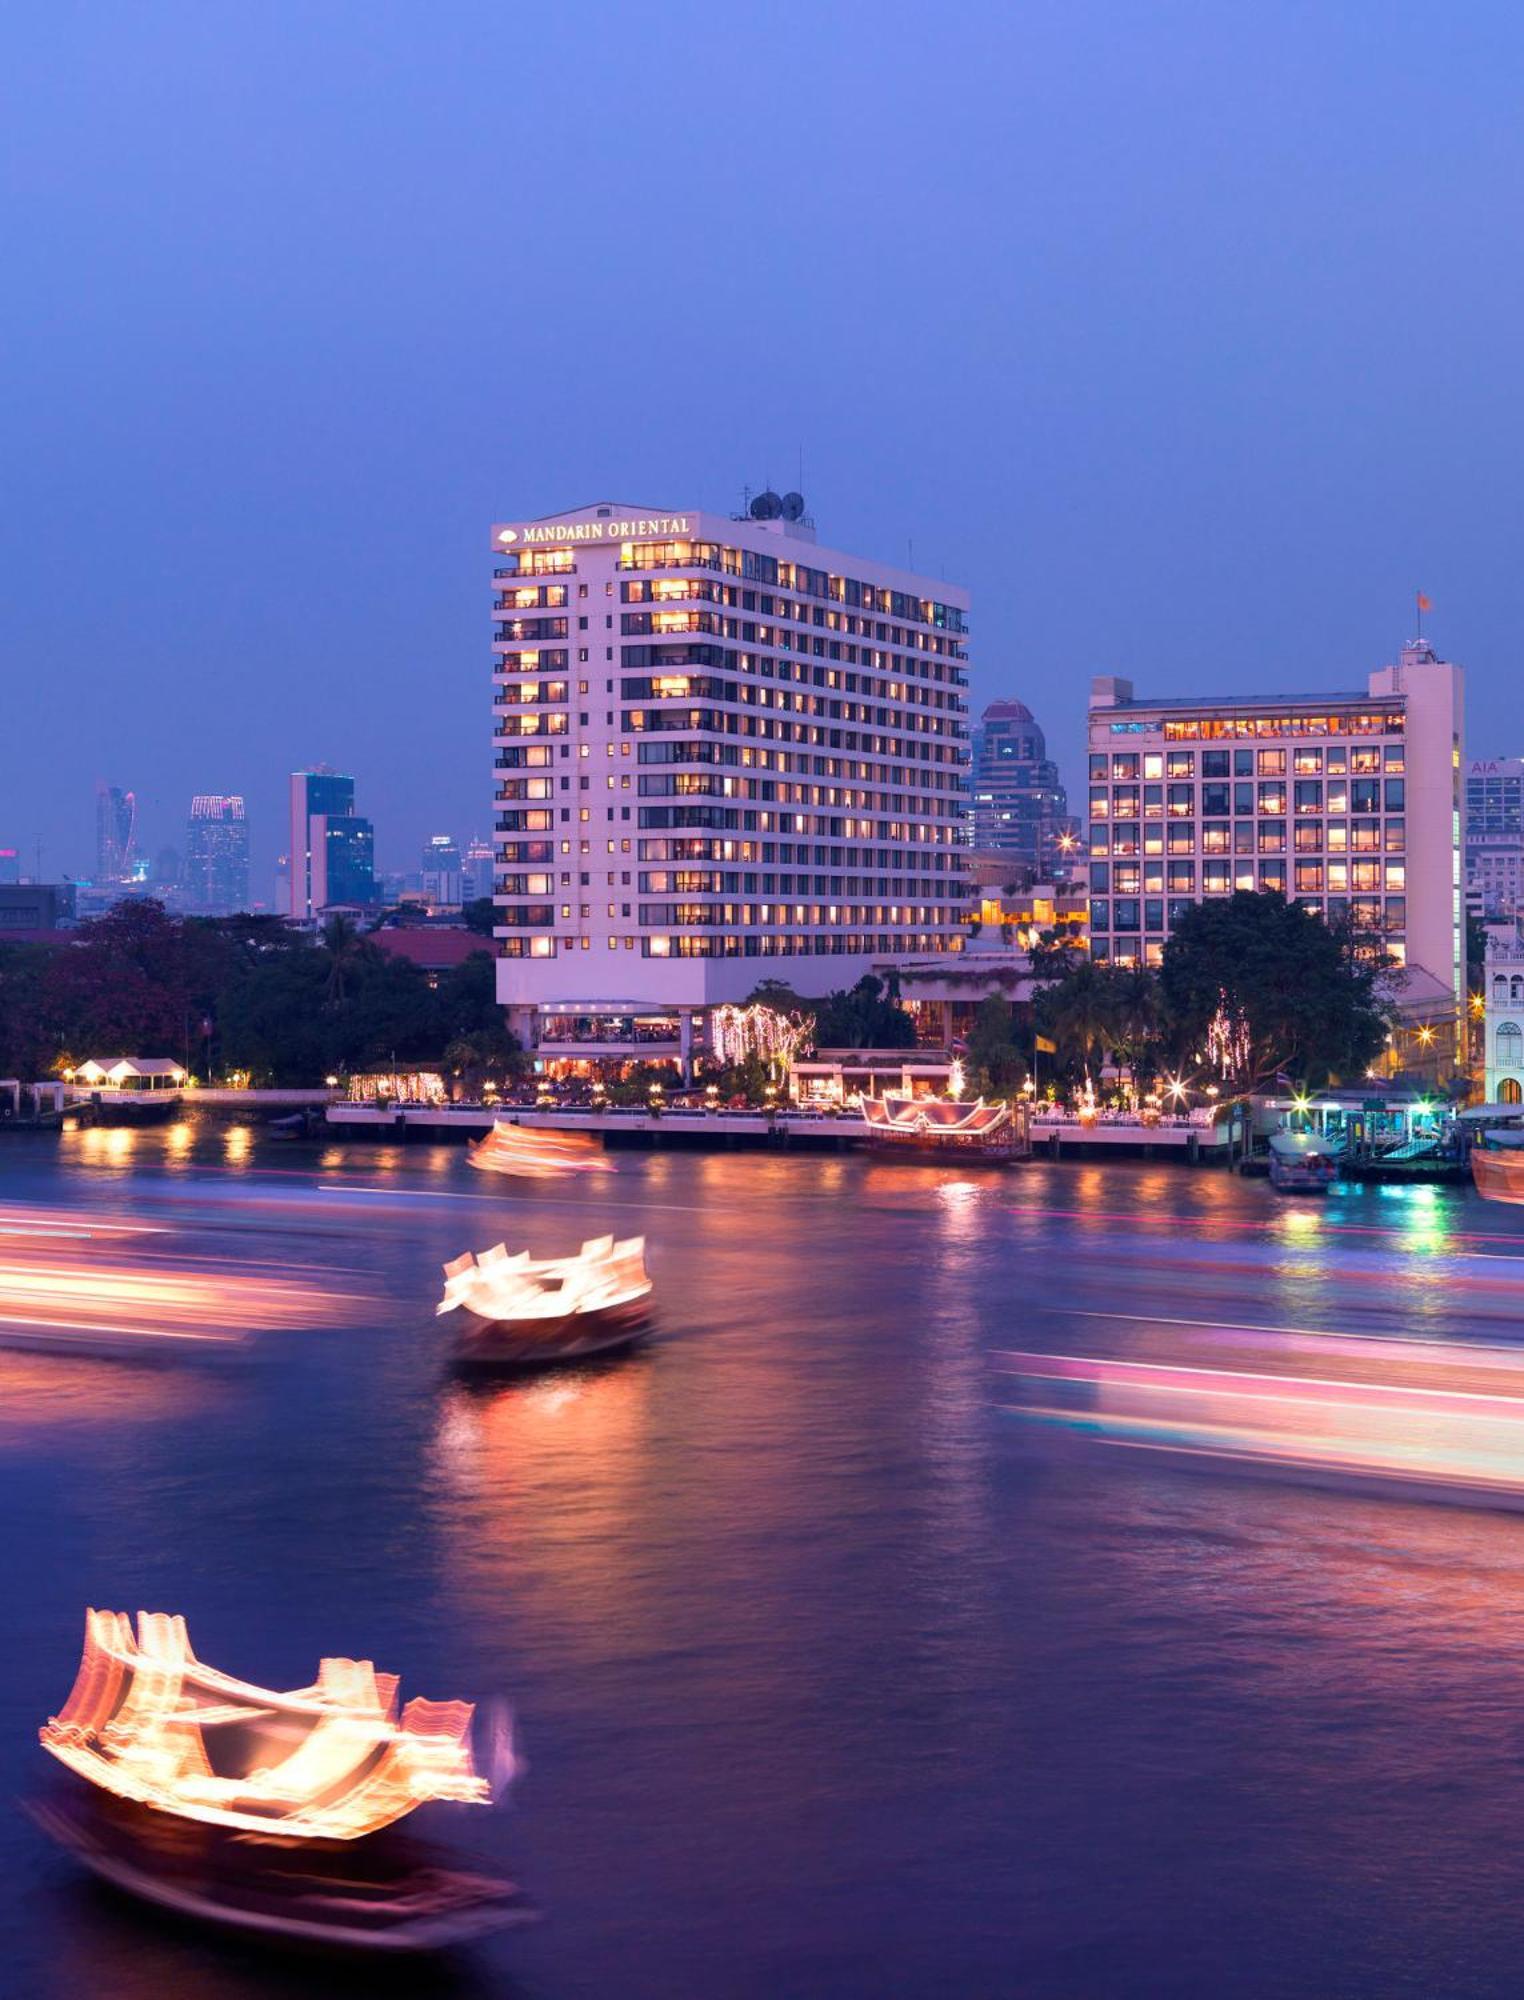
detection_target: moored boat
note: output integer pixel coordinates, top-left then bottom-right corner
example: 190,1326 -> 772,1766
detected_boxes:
1267,1130 -> 1340,1193
859,1093 -> 1026,1162
438,1235 -> 654,1369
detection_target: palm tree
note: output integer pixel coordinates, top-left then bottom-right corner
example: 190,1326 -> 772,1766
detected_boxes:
1041,960 -> 1118,1089
319,914 -> 365,1005
1111,967 -> 1162,1085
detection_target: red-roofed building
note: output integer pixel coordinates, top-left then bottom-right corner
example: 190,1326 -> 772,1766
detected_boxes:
370,926 -> 487,986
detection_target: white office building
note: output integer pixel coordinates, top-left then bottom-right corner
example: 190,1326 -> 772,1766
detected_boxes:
1484,934 -> 1524,1104
1086,639 -> 1464,1012
1465,756 -> 1524,920
492,496 -> 969,1064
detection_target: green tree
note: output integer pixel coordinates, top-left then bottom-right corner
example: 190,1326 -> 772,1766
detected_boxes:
217,947 -> 335,1083
698,1053 -> 772,1104
743,978 -> 809,1012
443,1030 -> 524,1100
1036,958 -> 1128,1086
462,897 -> 496,936
37,900 -> 198,1064
1159,890 -> 1387,1088
0,943 -> 59,1078
436,951 -> 524,1092
964,994 -> 1026,1097
1110,966 -> 1162,1084
813,974 -> 917,1049
436,950 -> 510,1043
319,914 -> 367,1004
1467,910 -> 1490,998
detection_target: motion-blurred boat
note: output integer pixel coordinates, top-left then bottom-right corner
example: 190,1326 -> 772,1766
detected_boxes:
1471,1142 -> 1524,1204
28,1789 -> 525,1952
468,1120 -> 613,1178
1267,1130 -> 1340,1193
36,1609 -> 527,1952
1001,1327 -> 1524,1510
438,1236 -> 653,1368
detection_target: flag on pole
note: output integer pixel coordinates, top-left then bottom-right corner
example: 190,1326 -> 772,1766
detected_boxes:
1417,592 -> 1433,612
1035,1034 -> 1057,1055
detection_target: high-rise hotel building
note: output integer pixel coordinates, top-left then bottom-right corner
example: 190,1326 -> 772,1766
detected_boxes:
1086,638 -> 1464,1009
492,497 -> 969,1054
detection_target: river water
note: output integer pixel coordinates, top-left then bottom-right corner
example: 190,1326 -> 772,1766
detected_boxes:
3,1122 -> 1524,1998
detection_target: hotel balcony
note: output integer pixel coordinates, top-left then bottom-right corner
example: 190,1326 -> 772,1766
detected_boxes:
534,1012 -> 688,1062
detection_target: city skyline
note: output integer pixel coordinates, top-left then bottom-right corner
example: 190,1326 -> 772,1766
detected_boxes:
8,7 -> 1524,893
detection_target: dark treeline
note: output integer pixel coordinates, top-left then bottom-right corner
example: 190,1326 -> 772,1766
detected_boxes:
0,902 -> 521,1088
0,890 -> 1400,1100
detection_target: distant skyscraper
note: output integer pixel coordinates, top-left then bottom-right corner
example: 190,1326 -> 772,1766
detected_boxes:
319,818 -> 376,910
421,835 -> 463,908
184,796 -> 251,914
0,849 -> 18,886
288,769 -> 375,917
1466,756 -> 1524,920
461,836 -> 495,904
969,701 -> 1073,876
95,784 -> 137,884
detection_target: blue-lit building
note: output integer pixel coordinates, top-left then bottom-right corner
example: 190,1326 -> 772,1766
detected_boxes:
288,768 -> 376,917
969,700 -> 1076,879
183,795 -> 250,914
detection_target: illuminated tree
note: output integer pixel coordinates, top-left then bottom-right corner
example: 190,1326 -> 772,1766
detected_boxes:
1159,891 -> 1387,1088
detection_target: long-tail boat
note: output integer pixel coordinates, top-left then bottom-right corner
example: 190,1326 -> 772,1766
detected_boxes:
1472,1141 -> 1524,1204
468,1120 -> 613,1178
438,1235 -> 653,1369
860,1092 -> 1025,1161
35,1609 -> 528,1951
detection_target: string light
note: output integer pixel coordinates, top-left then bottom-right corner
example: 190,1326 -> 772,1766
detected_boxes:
1204,992 -> 1251,1081
709,1004 -> 814,1073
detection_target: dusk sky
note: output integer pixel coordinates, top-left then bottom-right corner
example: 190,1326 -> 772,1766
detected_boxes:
6,2 -> 1522,895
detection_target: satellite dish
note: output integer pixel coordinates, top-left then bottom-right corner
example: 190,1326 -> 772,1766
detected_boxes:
749,490 -> 783,520
780,491 -> 805,521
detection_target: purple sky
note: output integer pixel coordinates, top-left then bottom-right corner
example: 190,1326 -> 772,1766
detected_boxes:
5,2 -> 1522,896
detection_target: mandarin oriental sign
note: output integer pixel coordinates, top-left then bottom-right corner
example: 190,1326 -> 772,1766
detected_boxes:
497,513 -> 693,547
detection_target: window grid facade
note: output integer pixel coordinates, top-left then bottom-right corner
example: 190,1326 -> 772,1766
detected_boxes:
1465,758 -> 1524,920
1086,726 -> 1409,968
491,504 -> 970,1008
1085,648 -> 1464,1027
